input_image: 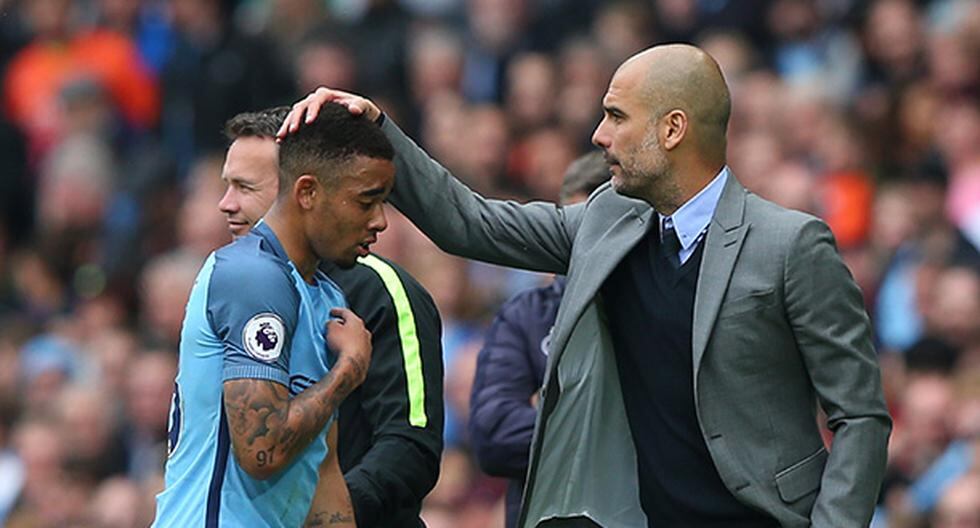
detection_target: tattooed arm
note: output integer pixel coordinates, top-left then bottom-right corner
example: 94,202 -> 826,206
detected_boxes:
304,421 -> 356,527
224,307 -> 371,480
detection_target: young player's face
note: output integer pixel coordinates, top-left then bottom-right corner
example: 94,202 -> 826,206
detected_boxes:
307,156 -> 394,268
219,137 -> 280,237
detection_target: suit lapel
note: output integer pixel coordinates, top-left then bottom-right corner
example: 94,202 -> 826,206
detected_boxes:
692,176 -> 749,390
549,205 -> 653,366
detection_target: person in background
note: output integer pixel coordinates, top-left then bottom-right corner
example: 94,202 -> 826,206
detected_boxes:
469,151 -> 609,528
219,106 -> 444,527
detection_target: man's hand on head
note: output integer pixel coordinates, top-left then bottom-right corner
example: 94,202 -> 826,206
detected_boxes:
277,87 -> 382,140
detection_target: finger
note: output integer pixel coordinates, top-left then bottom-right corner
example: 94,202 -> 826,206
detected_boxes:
346,100 -> 365,116
305,99 -> 320,123
276,110 -> 295,139
324,96 -> 358,114
278,103 -> 305,138
290,101 -> 308,132
305,91 -> 356,123
307,88 -> 343,123
329,307 -> 351,320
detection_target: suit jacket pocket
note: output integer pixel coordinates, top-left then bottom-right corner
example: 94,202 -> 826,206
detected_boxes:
774,446 -> 827,503
718,289 -> 776,320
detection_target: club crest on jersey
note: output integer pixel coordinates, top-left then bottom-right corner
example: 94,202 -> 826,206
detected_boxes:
243,313 -> 285,361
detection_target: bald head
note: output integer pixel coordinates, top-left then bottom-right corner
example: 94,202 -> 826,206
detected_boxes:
620,44 -> 731,161
593,44 -> 731,210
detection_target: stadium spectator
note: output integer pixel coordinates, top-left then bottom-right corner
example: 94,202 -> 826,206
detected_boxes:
3,0 -> 158,155
137,250 -> 201,348
95,0 -> 173,74
460,0 -> 531,103
933,473 -> 980,528
88,476 -> 155,528
504,52 -> 558,134
122,350 -> 175,482
56,385 -> 128,482
160,0 -> 294,176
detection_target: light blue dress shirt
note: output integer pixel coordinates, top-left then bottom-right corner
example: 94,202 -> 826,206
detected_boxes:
659,166 -> 730,265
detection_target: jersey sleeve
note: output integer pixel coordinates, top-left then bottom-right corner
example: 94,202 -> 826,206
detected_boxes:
207,251 -> 300,387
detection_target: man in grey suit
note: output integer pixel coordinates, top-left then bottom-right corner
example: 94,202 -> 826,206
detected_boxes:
281,44 -> 891,528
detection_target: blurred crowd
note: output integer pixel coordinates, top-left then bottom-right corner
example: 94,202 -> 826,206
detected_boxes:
0,0 -> 979,526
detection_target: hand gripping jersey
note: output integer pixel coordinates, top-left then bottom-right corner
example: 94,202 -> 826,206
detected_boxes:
153,221 -> 346,528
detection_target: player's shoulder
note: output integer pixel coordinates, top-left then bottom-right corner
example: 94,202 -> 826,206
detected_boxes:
214,233 -> 288,277
210,233 -> 298,301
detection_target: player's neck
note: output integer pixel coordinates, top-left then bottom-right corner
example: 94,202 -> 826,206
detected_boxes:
263,209 -> 319,284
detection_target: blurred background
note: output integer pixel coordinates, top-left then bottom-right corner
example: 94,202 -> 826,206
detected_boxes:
0,0 -> 979,526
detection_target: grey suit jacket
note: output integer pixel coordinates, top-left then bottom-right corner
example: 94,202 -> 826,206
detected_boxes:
381,119 -> 891,528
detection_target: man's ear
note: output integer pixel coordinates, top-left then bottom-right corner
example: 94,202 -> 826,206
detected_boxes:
662,109 -> 688,151
294,175 -> 319,210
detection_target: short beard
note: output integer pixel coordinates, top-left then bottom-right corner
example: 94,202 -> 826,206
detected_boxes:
615,131 -> 682,213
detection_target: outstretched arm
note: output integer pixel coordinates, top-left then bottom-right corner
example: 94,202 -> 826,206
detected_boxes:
280,88 -> 583,275
224,308 -> 371,480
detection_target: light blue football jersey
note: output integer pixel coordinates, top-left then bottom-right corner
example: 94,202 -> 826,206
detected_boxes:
153,221 -> 346,528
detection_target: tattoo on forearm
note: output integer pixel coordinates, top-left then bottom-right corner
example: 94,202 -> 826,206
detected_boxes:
328,512 -> 354,524
304,511 -> 354,527
304,513 -> 326,527
224,359 -> 363,473
255,447 -> 274,467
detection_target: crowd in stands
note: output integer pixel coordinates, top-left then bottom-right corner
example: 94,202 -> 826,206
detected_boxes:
0,0 -> 978,526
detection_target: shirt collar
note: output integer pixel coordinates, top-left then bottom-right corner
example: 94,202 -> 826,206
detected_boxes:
251,218 -> 289,262
659,166 -> 729,250
253,219 -> 333,285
